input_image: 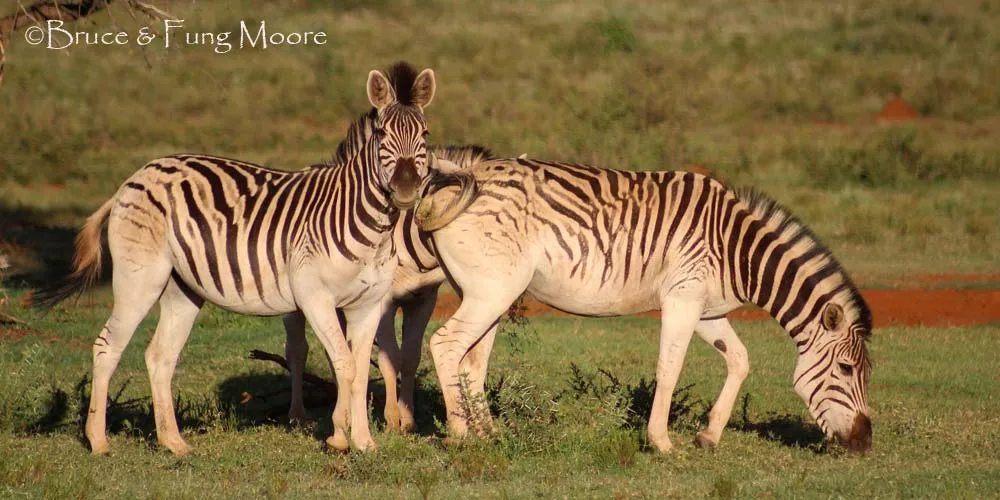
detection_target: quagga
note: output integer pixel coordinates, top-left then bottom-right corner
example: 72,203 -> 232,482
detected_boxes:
415,158 -> 874,453
282,144 -> 494,433
28,62 -> 438,455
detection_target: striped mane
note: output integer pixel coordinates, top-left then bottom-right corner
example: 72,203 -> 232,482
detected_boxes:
734,187 -> 873,339
431,144 -> 494,166
323,108 -> 379,168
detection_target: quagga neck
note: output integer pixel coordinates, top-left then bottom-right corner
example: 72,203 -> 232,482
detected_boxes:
724,189 -> 863,337
294,113 -> 397,257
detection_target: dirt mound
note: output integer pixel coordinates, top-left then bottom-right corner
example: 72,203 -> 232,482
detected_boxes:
876,96 -> 919,123
431,286 -> 1000,328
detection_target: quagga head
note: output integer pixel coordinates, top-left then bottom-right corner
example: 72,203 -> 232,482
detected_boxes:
791,299 -> 873,453
366,62 -> 436,210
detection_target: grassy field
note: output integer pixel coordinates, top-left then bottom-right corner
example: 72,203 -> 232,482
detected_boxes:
1,288 -> 999,498
2,1 -> 1000,498
1,0 -> 999,280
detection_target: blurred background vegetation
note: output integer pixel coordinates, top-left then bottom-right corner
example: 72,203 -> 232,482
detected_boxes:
1,0 -> 998,281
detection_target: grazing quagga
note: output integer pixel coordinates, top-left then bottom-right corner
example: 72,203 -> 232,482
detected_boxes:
28,62 -> 437,455
415,158 -> 874,453
282,144 -> 494,432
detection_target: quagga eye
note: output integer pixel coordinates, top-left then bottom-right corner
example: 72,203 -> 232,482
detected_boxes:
838,362 -> 854,377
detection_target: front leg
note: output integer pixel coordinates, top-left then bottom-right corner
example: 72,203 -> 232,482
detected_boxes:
342,295 -> 392,451
397,286 -> 440,432
297,293 -> 356,452
647,293 -> 703,453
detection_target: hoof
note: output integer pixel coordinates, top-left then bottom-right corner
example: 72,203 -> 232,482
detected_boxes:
325,434 -> 350,453
163,440 -> 192,457
354,440 -> 378,453
384,418 -> 401,434
694,432 -> 717,449
441,436 -> 463,448
89,444 -> 110,456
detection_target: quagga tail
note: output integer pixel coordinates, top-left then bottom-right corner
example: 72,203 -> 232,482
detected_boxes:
29,197 -> 114,310
27,61 -> 438,456
283,143 -> 495,433
417,158 -> 873,454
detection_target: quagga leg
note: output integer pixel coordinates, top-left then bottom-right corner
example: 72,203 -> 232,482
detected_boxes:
646,292 -> 704,453
340,299 -> 388,451
457,323 -> 499,432
283,311 -> 308,425
145,277 -> 204,456
87,205 -> 174,455
379,286 -> 439,432
693,317 -> 749,449
375,304 -> 404,432
428,229 -> 533,437
294,287 -> 357,451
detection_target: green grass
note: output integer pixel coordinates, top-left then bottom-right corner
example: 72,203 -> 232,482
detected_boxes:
1,287 -> 998,498
1,0 -> 999,279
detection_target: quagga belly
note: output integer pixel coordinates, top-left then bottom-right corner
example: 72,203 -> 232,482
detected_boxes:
416,158 -> 874,453
281,144 -> 494,432
28,62 -> 438,456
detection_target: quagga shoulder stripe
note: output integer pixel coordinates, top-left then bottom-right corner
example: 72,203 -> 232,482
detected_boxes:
282,144 -> 495,432
28,62 -> 439,456
416,157 -> 873,453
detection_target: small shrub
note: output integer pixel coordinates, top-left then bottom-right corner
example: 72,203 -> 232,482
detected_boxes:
447,445 -> 510,481
593,429 -> 641,469
586,16 -> 638,53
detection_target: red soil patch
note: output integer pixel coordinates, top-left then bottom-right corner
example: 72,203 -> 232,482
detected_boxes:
876,96 -> 919,123
431,286 -> 1000,328
0,327 -> 34,342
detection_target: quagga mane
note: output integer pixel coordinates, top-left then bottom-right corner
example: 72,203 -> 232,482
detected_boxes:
27,62 -> 438,456
416,158 -> 874,453
282,144 -> 494,433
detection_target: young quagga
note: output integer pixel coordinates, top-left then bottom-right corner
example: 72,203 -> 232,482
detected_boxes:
28,62 -> 437,455
416,158 -> 874,453
282,144 -> 494,433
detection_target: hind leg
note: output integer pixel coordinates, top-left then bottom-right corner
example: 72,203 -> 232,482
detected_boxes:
693,318 -> 749,449
145,277 -> 203,456
86,261 -> 171,455
374,302 -> 403,432
397,286 -> 438,433
283,311 -> 308,425
456,323 -> 498,435
646,292 -> 702,453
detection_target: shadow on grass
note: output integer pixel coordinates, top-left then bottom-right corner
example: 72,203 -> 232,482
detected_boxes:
215,366 -> 450,439
732,394 -> 827,452
0,205 -> 98,289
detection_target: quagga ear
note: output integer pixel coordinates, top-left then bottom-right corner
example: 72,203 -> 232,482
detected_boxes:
367,70 -> 396,110
822,303 -> 845,331
410,69 -> 436,109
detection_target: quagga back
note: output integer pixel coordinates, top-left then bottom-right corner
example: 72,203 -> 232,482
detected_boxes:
28,62 -> 438,456
416,158 -> 873,453
281,144 -> 494,432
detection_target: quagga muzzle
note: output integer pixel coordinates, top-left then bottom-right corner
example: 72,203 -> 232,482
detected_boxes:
27,61 -> 438,456
416,158 -> 874,454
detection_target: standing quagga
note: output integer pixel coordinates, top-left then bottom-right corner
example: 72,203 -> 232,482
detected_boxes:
415,158 -> 874,453
27,62 -> 438,455
282,144 -> 494,433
